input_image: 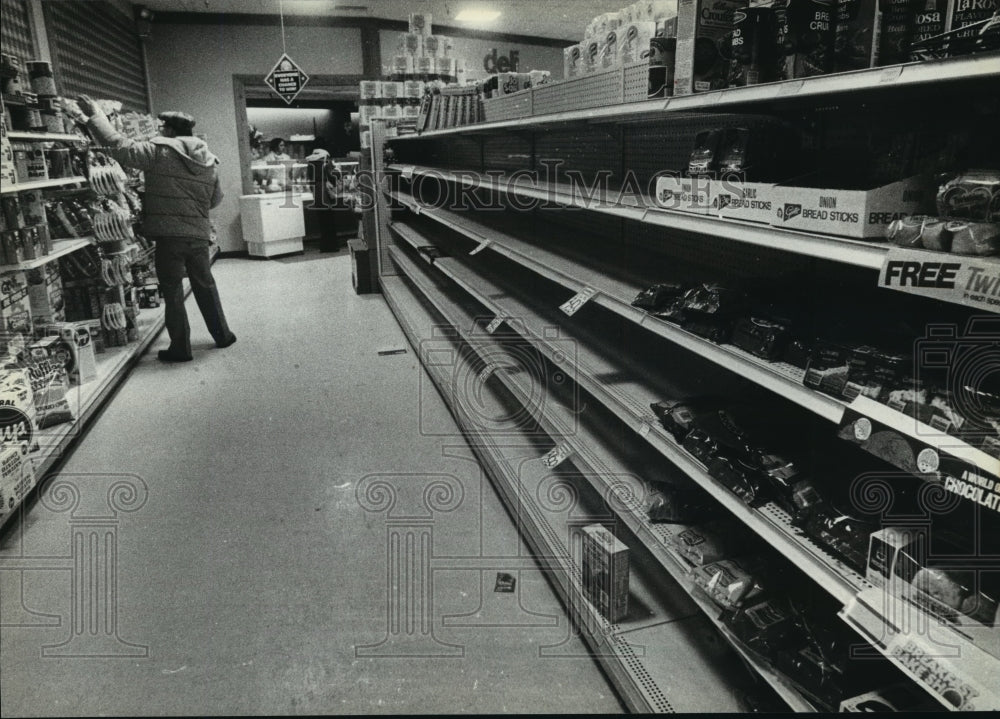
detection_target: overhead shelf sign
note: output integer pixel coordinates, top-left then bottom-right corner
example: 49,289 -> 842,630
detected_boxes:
264,53 -> 310,105
880,247 -> 1000,313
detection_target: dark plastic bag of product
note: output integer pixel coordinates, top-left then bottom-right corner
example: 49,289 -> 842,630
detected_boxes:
415,245 -> 447,263
731,316 -> 792,361
681,283 -> 748,316
671,521 -> 743,566
631,282 -> 687,312
646,487 -> 717,524
682,315 -> 734,344
650,397 -> 729,443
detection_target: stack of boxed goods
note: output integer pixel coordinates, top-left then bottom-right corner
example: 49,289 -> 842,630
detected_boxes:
559,1 -> 678,99
564,1 -> 679,78
361,13 -> 474,144
702,0 -> 999,94
1,192 -> 53,266
1,54 -> 88,137
1,53 -> 91,190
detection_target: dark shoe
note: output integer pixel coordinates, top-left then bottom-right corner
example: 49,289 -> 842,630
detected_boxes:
158,349 -> 193,362
216,333 -> 237,349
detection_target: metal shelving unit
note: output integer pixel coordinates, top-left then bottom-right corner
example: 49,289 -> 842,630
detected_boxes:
389,189 -> 847,423
373,54 -> 1000,712
1,176 -> 88,194
385,246 -> 797,713
388,165 -> 889,271
6,131 -> 88,142
392,55 -> 1000,140
0,237 -> 94,273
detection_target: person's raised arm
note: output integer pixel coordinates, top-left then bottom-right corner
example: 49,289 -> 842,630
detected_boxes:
76,95 -> 157,171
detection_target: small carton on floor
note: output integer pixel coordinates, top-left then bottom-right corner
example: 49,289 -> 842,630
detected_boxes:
582,524 -> 630,622
770,175 -> 930,238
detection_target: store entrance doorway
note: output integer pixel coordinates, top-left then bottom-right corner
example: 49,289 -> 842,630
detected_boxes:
232,74 -> 362,195
232,74 -> 363,252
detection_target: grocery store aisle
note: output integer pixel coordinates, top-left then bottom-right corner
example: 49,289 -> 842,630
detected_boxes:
0,248 -> 623,716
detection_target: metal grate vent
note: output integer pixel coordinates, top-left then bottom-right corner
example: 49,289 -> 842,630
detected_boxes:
1,0 -> 35,65
44,1 -> 148,112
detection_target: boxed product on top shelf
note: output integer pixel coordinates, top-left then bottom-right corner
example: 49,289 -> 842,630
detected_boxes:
1,54 -> 91,139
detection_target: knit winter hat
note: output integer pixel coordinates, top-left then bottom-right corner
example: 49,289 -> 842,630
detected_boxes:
158,111 -> 196,136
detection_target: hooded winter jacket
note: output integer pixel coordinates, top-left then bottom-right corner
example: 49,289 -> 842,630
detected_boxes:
87,112 -> 223,240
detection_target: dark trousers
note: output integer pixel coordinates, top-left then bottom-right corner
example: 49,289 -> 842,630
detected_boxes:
154,237 -> 233,357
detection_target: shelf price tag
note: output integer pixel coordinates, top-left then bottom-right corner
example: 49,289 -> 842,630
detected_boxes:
879,66 -> 903,84
477,362 -> 505,384
485,313 -> 507,334
637,418 -> 653,438
399,165 -> 415,180
469,238 -> 492,255
541,442 -> 574,469
777,80 -> 804,96
560,287 -> 597,316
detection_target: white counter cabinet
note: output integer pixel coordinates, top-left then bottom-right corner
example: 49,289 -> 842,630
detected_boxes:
238,192 -> 312,257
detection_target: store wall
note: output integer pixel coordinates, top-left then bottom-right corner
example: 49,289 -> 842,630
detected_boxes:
378,30 -> 567,81
144,23 -> 363,252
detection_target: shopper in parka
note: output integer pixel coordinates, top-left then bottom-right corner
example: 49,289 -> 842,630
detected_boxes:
76,96 -> 236,362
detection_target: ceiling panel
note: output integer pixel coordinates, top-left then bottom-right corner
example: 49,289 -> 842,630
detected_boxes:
136,0 -> 626,42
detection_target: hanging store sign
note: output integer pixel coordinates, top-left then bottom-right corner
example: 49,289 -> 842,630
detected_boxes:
264,54 -> 310,105
880,247 -> 1000,314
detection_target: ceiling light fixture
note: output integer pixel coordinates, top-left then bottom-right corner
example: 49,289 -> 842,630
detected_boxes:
454,9 -> 502,23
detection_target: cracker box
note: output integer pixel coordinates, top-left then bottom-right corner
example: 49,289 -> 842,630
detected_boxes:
0,446 -> 36,521
710,179 -> 778,223
582,524 -> 630,622
1,271 -> 32,356
866,526 -> 927,591
401,32 -> 423,56
834,0 -> 883,71
654,175 -> 713,214
26,263 -> 65,323
423,35 -> 442,57
136,283 -> 160,309
36,321 -> 97,385
674,0 -> 745,94
946,0 -> 999,56
769,175 -> 929,238
359,80 -> 381,100
380,81 -> 404,102
408,13 -> 432,37
564,43 -> 583,78
879,0 -> 914,65
907,0 -> 948,61
780,0 -> 837,78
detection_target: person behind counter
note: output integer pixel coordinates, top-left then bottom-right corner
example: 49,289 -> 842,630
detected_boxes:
263,137 -> 291,162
